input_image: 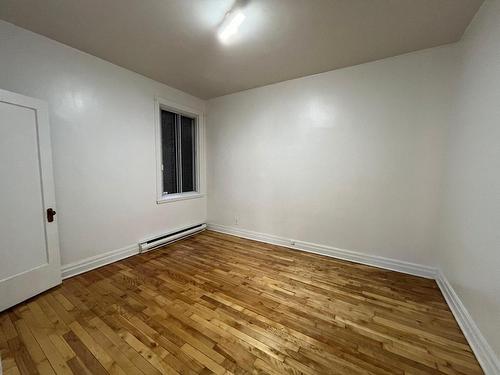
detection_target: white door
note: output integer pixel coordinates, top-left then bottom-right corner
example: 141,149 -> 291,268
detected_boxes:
0,88 -> 61,312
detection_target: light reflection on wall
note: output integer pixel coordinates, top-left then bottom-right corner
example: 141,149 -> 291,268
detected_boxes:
305,97 -> 336,128
52,80 -> 93,121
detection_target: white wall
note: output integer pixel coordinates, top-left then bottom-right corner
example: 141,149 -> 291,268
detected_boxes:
436,0 -> 500,357
0,20 -> 206,266
207,46 -> 454,266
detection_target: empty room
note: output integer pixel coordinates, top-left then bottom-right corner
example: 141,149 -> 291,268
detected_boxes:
0,0 -> 499,374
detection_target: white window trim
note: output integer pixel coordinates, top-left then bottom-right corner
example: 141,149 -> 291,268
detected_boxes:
154,97 -> 204,204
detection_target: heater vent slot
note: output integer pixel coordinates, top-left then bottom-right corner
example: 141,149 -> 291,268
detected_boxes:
139,223 -> 206,253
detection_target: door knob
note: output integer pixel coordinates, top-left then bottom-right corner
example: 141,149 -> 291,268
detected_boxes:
47,208 -> 56,223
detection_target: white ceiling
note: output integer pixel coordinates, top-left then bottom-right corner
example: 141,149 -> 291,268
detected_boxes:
0,0 -> 483,99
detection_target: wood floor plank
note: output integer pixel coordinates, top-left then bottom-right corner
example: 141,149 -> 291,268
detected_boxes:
0,230 -> 484,374
7,336 -> 39,375
62,330 -> 109,375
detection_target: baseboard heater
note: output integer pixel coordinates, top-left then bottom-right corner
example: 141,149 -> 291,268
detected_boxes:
139,223 -> 206,253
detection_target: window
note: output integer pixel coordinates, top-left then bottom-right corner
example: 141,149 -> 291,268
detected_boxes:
155,98 -> 203,203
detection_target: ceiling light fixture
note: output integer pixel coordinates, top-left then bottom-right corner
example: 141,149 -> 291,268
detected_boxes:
218,9 -> 246,43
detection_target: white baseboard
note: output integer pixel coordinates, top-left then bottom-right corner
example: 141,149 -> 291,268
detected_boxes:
207,223 -> 437,279
61,243 -> 139,279
435,270 -> 500,375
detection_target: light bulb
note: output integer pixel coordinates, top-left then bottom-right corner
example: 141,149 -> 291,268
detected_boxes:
218,10 -> 246,43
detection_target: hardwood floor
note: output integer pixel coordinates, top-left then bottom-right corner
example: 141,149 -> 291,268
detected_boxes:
0,230 -> 483,375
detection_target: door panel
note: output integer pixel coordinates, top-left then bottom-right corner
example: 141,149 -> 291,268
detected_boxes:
0,102 -> 47,279
0,88 -> 61,312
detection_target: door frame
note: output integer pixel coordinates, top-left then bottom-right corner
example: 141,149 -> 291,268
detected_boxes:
0,88 -> 61,312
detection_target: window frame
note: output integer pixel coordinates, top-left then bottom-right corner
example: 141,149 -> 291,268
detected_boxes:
154,97 -> 204,204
